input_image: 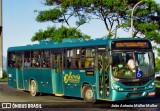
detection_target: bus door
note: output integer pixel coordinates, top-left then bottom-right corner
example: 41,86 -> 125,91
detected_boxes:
97,52 -> 110,99
16,52 -> 24,89
52,53 -> 63,94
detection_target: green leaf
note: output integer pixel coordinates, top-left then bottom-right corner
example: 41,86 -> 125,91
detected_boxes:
36,8 -> 62,22
32,26 -> 90,42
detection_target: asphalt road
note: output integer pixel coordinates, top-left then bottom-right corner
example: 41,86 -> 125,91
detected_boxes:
0,82 -> 160,111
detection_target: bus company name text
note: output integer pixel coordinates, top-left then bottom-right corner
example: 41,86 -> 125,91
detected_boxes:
2,103 -> 42,109
63,72 -> 80,83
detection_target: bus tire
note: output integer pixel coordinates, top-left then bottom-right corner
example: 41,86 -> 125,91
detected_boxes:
82,85 -> 95,103
30,80 -> 40,96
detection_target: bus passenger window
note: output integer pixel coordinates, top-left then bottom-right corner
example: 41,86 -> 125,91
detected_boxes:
82,48 -> 86,57
8,52 -> 16,67
82,48 -> 95,69
66,49 -> 81,69
41,50 -> 50,68
24,51 -> 31,68
24,59 -> 31,67
15,52 -> 23,70
31,51 -> 40,68
67,58 -> 71,68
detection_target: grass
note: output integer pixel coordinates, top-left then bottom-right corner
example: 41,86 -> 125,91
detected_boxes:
0,77 -> 7,82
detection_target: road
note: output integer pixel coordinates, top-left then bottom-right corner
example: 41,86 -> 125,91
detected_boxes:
0,82 -> 160,111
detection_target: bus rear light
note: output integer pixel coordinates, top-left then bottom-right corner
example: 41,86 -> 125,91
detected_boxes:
148,92 -> 155,96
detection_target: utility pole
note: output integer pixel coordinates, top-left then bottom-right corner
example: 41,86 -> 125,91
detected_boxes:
0,0 -> 2,78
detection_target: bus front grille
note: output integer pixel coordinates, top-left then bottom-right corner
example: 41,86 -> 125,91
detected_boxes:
122,80 -> 149,86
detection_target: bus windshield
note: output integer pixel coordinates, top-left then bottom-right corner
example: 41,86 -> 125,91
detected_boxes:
112,51 -> 154,79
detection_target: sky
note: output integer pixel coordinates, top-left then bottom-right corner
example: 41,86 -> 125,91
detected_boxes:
3,0 -> 160,57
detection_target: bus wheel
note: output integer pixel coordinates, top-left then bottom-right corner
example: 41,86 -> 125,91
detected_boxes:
30,80 -> 39,96
82,85 -> 95,103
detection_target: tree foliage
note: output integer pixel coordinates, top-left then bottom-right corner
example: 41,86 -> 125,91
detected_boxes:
36,0 -> 160,40
123,0 -> 160,43
32,26 -> 90,42
2,70 -> 7,79
155,57 -> 160,72
41,0 -> 128,37
33,0 -> 93,42
153,46 -> 160,72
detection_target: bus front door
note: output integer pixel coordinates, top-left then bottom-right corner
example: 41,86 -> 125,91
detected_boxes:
16,52 -> 24,89
52,54 -> 63,94
98,52 -> 110,99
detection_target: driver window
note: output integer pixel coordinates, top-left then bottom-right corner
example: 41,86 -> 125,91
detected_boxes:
112,52 -> 135,78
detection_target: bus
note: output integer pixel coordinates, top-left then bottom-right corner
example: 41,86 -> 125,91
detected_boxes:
7,38 -> 155,102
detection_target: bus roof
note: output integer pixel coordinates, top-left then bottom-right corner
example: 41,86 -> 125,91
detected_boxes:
8,37 -> 150,51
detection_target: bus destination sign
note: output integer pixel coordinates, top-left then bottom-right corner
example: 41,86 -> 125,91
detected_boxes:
116,42 -> 148,48
112,40 -> 151,50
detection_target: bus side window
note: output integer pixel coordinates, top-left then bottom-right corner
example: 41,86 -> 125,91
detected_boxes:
24,58 -> 31,67
82,48 -> 95,69
8,52 -> 16,68
66,49 -> 81,69
41,50 -> 50,68
15,52 -> 23,70
24,51 -> 31,67
31,50 -> 40,68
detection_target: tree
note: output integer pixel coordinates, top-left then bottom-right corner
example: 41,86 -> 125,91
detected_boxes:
42,0 -> 128,38
38,0 -> 160,39
155,58 -> 160,72
33,0 -> 160,42
32,26 -> 90,42
155,47 -> 160,72
32,0 -> 92,42
123,0 -> 160,43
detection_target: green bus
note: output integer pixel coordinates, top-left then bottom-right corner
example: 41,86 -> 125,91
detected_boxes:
7,38 -> 155,102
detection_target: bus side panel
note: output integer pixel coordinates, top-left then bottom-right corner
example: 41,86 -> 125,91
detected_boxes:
7,68 -> 17,89
63,70 -> 96,98
23,68 -> 52,94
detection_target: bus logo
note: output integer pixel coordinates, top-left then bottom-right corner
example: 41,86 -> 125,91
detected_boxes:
2,103 -> 11,108
63,72 -> 80,83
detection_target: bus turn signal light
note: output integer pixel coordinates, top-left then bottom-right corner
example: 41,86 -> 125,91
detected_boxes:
148,92 -> 155,96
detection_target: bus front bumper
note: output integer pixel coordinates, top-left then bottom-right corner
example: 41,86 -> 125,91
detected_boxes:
111,88 -> 155,101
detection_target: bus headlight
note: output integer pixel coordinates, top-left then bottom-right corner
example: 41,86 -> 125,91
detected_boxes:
118,88 -> 124,91
147,82 -> 155,89
113,83 -> 120,89
113,83 -> 123,91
